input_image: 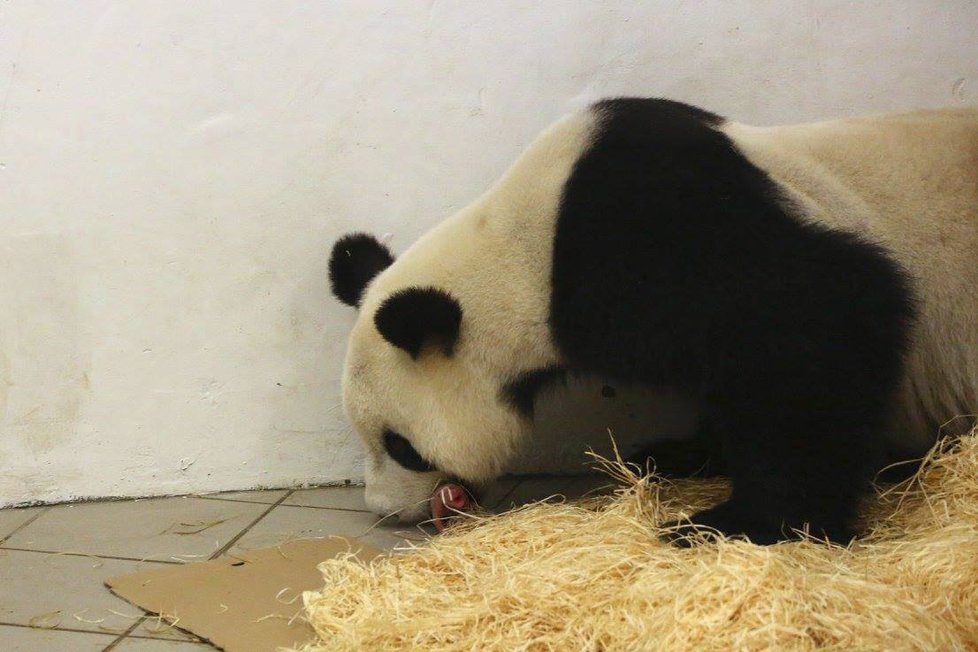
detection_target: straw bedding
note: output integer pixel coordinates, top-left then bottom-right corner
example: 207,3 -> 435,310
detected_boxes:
298,427 -> 978,651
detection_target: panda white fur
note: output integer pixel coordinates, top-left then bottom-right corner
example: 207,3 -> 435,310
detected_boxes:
329,98 -> 978,544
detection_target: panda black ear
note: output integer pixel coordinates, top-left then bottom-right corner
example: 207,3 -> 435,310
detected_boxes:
329,233 -> 395,308
374,287 -> 462,359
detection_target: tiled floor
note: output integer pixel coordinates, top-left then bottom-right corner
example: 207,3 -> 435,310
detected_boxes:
0,475 -> 610,651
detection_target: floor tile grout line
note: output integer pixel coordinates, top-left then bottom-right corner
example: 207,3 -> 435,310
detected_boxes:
126,631 -> 207,642
0,606 -> 205,644
195,486 -> 364,502
0,620 -> 126,637
103,618 -> 144,650
193,496 -> 291,506
208,490 -> 295,560
0,621 -> 204,645
0,506 -> 51,545
103,609 -> 212,649
269,503 -> 373,514
0,545 -> 185,565
197,495 -> 373,513
106,614 -> 210,648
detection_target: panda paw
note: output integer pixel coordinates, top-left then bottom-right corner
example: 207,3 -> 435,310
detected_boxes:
660,501 -> 854,547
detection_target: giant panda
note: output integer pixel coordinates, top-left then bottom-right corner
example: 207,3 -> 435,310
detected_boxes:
328,98 -> 978,545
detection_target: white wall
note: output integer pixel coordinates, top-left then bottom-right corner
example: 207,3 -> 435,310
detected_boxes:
1,1 -> 975,507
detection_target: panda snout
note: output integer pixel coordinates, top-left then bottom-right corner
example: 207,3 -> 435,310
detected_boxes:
363,484 -> 432,523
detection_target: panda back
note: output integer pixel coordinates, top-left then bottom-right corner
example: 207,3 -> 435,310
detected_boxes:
725,109 -> 978,451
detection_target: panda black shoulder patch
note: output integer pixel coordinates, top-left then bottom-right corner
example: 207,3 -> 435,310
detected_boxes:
548,97 -> 916,543
550,96 -> 915,386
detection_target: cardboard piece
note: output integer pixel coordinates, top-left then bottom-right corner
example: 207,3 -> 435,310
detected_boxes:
106,537 -> 383,651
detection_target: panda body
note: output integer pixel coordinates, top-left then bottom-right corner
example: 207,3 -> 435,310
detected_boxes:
331,99 -> 978,543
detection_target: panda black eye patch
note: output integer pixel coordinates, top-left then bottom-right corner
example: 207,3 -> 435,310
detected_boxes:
383,430 -> 436,473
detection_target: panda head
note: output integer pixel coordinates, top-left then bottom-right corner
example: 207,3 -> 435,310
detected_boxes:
329,232 -> 535,522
